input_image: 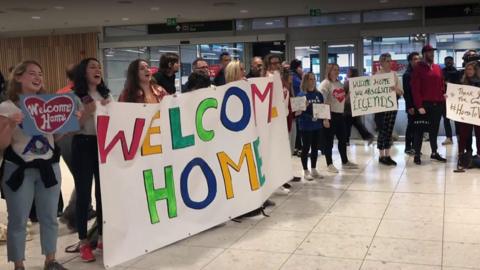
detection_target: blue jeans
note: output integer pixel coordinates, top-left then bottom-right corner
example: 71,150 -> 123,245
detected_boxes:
1,161 -> 61,262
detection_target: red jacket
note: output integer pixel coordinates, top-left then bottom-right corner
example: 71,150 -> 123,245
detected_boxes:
411,61 -> 445,109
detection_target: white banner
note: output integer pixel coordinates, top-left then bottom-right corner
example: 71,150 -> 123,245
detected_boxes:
349,73 -> 397,117
446,83 -> 480,125
95,75 -> 292,268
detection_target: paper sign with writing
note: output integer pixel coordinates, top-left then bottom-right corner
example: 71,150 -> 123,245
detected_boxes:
348,73 -> 397,117
96,75 -> 292,268
290,96 -> 307,111
313,104 -> 330,119
446,83 -> 480,125
20,94 -> 79,135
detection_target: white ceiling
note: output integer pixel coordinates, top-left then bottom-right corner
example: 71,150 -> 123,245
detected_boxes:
0,0 -> 476,36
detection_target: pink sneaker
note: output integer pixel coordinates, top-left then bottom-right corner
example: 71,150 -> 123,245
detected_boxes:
80,244 -> 95,262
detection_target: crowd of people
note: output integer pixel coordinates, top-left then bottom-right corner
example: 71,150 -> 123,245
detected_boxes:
0,45 -> 480,270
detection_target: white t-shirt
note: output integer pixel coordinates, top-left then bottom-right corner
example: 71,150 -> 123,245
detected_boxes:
319,79 -> 346,113
78,90 -> 113,135
0,100 -> 54,162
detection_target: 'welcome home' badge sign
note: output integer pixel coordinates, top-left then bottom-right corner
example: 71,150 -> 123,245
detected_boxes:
20,94 -> 80,135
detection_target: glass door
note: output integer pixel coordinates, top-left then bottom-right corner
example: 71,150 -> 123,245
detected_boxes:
294,45 -> 321,87
326,43 -> 356,83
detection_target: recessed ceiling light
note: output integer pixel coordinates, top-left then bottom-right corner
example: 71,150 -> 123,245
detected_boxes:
240,9 -> 248,13
122,17 -> 129,21
150,7 -> 160,11
8,7 -> 46,12
31,16 -> 41,20
408,12 -> 415,16
53,6 -> 64,10
212,1 -> 236,7
265,21 -> 274,25
465,31 -> 471,34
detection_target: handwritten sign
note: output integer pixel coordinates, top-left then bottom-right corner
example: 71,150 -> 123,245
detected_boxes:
313,104 -> 330,119
446,83 -> 480,125
348,73 -> 397,117
97,75 -> 292,268
20,94 -> 79,135
290,96 -> 307,111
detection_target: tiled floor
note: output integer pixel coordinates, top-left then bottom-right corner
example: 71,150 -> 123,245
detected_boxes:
2,137 -> 480,270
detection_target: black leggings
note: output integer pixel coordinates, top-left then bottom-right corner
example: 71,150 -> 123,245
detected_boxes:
301,129 -> 321,170
72,135 -> 103,240
323,113 -> 348,165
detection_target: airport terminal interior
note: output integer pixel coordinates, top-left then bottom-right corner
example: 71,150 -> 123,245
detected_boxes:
1,0 -> 480,269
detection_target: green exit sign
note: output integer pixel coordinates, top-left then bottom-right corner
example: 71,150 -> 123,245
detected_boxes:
166,18 -> 177,26
310,9 -> 321,16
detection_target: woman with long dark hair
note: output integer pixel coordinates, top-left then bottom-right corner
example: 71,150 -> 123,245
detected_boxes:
72,58 -> 111,262
119,59 -> 168,103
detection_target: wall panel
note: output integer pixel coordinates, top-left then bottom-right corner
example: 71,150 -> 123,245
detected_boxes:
0,32 -> 98,93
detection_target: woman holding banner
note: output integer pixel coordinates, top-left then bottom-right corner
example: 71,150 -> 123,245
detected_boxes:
72,58 -> 112,263
118,59 -> 169,103
375,53 -> 403,166
320,63 -> 358,173
455,61 -> 480,172
0,61 -> 69,270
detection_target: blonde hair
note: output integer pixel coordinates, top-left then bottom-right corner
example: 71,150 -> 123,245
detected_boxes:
225,60 -> 244,83
461,61 -> 478,84
7,60 -> 45,102
301,72 -> 317,93
325,63 -> 339,82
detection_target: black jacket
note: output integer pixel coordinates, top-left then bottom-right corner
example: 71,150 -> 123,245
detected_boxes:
403,66 -> 414,110
213,68 -> 226,86
443,66 -> 461,84
153,72 -> 176,94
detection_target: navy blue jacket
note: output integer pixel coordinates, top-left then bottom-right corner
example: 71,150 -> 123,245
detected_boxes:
297,91 -> 324,131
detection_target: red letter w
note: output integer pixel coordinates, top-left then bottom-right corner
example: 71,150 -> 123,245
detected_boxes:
97,115 -> 146,164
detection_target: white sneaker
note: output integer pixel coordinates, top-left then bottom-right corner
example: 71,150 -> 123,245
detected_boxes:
304,170 -> 314,181
276,186 -> 290,195
442,138 -> 453,145
311,169 -> 324,179
327,164 -> 339,173
343,161 -> 359,169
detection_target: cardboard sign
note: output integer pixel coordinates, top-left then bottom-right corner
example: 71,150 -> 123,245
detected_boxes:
313,104 -> 331,119
446,83 -> 480,125
348,73 -> 398,117
20,94 -> 79,135
96,75 -> 292,268
290,96 -> 307,112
